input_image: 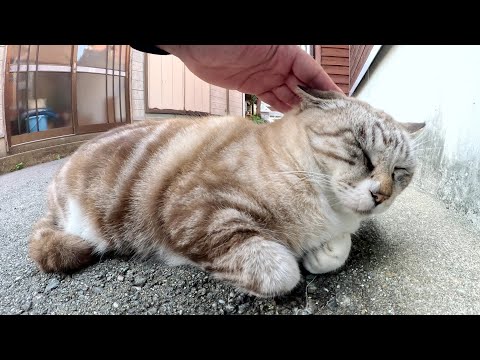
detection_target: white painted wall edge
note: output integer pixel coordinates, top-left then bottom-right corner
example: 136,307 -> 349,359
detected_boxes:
349,45 -> 383,96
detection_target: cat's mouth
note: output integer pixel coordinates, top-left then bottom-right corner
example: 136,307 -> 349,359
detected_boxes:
348,207 -> 374,216
354,209 -> 373,215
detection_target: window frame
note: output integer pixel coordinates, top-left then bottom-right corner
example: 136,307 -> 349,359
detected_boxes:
4,45 -> 131,149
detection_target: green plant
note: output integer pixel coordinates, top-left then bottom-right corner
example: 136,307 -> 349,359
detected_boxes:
250,114 -> 266,124
245,94 -> 260,116
12,162 -> 24,171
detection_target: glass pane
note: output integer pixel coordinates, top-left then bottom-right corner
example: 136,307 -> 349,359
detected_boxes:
115,45 -> 125,71
107,45 -> 114,69
106,75 -> 126,123
37,45 -> 72,65
77,45 -> 108,68
5,72 -> 72,135
8,45 -> 20,65
8,45 -> 38,66
5,72 -> 32,135
114,76 -> 121,122
77,73 -> 108,126
106,75 -> 115,122
120,77 -> 126,122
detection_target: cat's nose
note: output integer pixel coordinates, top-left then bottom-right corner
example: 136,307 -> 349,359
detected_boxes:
370,191 -> 389,206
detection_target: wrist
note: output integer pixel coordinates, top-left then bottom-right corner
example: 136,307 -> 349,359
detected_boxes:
156,45 -> 184,57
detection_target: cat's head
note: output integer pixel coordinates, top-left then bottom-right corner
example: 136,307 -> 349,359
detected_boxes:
295,86 -> 425,216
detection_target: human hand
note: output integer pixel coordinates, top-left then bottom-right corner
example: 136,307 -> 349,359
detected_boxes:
158,45 -> 343,113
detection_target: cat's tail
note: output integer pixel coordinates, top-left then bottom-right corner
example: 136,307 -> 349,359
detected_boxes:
29,212 -> 95,273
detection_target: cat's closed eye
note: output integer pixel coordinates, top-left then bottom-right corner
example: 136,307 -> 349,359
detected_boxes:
363,150 -> 374,172
393,167 -> 409,181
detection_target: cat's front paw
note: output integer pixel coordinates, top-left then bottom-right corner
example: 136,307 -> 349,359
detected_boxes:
302,234 -> 352,274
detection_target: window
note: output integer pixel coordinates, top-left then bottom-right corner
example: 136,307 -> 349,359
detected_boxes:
6,46 -> 74,144
4,45 -> 130,147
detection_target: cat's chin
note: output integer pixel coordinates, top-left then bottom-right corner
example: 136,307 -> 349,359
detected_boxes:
337,206 -> 374,217
353,209 -> 374,216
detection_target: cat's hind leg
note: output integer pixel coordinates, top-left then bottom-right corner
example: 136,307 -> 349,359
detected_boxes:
209,236 -> 300,298
29,212 -> 97,273
302,233 -> 352,274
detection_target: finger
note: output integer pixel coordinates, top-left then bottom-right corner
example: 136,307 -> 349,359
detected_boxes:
272,84 -> 301,107
290,49 -> 343,93
258,92 -> 292,113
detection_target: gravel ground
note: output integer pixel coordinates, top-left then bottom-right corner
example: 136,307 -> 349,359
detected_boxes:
1,158 -> 480,315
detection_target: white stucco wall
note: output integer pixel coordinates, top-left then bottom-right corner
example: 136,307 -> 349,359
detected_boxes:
0,45 -> 5,139
354,45 -> 480,226
0,45 -> 6,157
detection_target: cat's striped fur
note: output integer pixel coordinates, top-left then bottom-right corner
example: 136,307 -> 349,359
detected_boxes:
29,88 -> 424,297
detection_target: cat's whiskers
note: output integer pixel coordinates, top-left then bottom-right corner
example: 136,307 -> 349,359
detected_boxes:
411,138 -> 435,150
270,171 -> 334,188
414,147 -> 444,152
411,129 -> 429,145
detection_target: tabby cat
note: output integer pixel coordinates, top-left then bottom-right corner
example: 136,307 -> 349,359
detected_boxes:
29,87 -> 424,297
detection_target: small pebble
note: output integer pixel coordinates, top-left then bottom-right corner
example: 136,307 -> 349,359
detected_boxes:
21,301 -> 32,312
45,278 -> 60,293
237,303 -> 249,314
198,288 -> 207,296
133,276 -> 147,287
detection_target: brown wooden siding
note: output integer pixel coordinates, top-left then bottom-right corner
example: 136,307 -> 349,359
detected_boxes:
349,45 -> 374,92
314,45 -> 350,94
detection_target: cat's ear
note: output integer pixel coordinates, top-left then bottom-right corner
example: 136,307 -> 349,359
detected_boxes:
400,122 -> 426,135
296,86 -> 347,110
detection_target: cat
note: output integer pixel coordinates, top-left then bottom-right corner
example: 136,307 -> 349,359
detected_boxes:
29,87 -> 424,297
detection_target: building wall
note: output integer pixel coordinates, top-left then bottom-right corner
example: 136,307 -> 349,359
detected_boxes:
210,85 -> 227,116
314,45 -> 350,94
349,45 -> 374,93
130,47 -> 145,121
0,45 -> 6,157
0,46 -> 244,158
210,86 -> 243,117
354,45 -> 480,229
228,90 -> 243,116
142,52 -> 244,119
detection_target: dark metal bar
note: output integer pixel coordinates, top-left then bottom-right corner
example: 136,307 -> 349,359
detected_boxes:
71,45 -> 77,134
35,45 -> 39,129
112,45 -> 116,123
16,45 -> 21,133
25,45 -> 34,131
106,45 -> 110,123
125,46 -> 131,123
118,45 -> 123,122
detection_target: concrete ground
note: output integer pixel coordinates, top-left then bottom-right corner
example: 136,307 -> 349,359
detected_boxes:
1,158 -> 479,315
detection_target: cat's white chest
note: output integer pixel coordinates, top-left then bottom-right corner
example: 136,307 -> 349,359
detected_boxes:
330,212 -> 361,235
303,210 -> 361,252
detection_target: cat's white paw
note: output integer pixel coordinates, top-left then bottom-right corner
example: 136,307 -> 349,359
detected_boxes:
303,234 -> 352,274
